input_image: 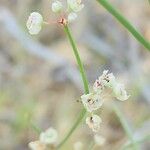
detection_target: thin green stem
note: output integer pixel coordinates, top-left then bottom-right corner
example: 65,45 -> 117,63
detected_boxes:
63,25 -> 89,94
57,25 -> 89,149
113,104 -> 139,150
57,109 -> 86,149
97,0 -> 150,51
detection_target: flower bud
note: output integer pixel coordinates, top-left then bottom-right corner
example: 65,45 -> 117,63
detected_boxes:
67,0 -> 84,12
40,127 -> 58,145
52,1 -> 63,13
68,12 -> 77,23
86,115 -> 102,132
113,84 -> 130,101
26,12 -> 43,35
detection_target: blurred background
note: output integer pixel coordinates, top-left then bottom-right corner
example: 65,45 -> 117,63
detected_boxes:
0,0 -> 150,149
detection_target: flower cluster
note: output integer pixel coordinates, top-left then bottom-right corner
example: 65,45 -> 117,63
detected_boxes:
29,127 -> 58,150
26,0 -> 84,35
81,70 -> 129,132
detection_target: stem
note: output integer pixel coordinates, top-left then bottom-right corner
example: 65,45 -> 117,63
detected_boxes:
97,0 -> 150,51
57,109 -> 86,149
64,25 -> 89,94
113,104 -> 139,150
57,25 -> 89,149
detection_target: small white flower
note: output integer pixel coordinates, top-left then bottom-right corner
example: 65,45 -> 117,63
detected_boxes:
68,12 -> 77,23
93,70 -> 116,93
81,93 -> 103,112
52,1 -> 63,13
28,141 -> 46,150
67,0 -> 84,12
86,114 -> 102,132
40,127 -> 58,145
113,84 -> 130,101
94,135 -> 106,146
74,141 -> 83,150
26,12 -> 43,35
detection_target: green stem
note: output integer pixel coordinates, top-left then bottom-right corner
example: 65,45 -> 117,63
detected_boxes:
113,104 -> 139,150
57,25 -> 89,149
64,25 -> 89,94
97,0 -> 150,51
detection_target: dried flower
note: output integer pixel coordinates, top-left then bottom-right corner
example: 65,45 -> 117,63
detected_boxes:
26,12 -> 43,35
40,127 -> 58,145
93,70 -> 129,101
73,141 -> 83,150
67,0 -> 84,12
29,141 -> 47,150
81,93 -> 103,112
113,83 -> 130,101
93,70 -> 115,93
86,114 -> 102,132
52,1 -> 63,13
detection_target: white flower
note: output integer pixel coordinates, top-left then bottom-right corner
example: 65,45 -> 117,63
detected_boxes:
67,0 -> 84,12
93,70 -> 129,101
40,127 -> 58,145
52,1 -> 63,13
94,135 -> 106,146
28,141 -> 46,150
93,70 -> 116,93
26,12 -> 43,35
68,12 -> 77,23
113,84 -> 130,101
81,93 -> 104,112
74,141 -> 83,150
86,115 -> 102,132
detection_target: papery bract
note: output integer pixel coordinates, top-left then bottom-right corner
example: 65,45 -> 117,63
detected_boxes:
52,1 -> 63,13
26,12 -> 43,35
67,0 -> 84,12
81,93 -> 103,112
86,114 -> 102,132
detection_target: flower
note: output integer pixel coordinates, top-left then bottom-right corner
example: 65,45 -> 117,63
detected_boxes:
26,12 -> 43,35
86,114 -> 102,132
94,135 -> 106,146
93,70 -> 115,93
113,83 -> 130,101
67,0 -> 84,12
28,141 -> 46,150
93,70 -> 129,101
81,93 -> 104,112
74,141 -> 83,150
52,1 -> 63,13
40,127 -> 58,145
68,12 -> 77,23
